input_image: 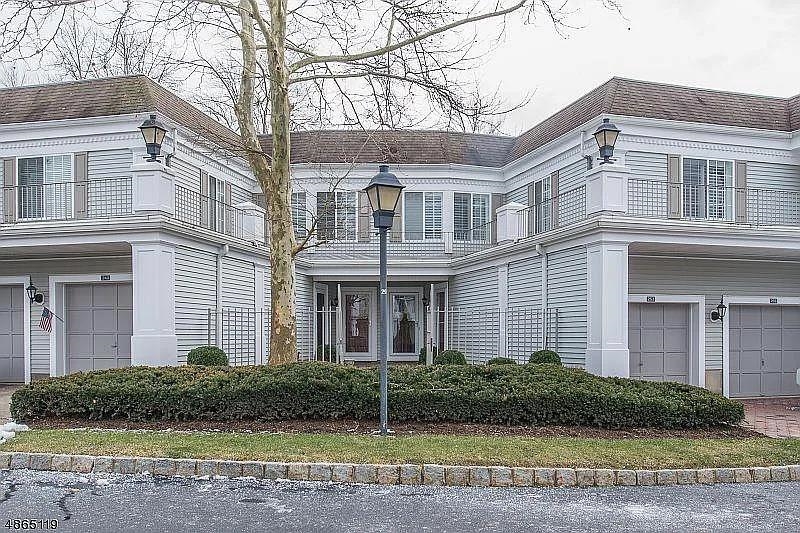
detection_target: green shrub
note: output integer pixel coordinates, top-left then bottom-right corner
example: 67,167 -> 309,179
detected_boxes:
187,346 -> 228,366
418,347 -> 439,364
530,349 -> 561,365
487,357 -> 516,366
316,344 -> 337,361
10,363 -> 745,429
433,349 -> 467,365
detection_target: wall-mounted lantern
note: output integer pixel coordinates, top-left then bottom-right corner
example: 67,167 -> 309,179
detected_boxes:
26,280 -> 43,304
710,296 -> 727,322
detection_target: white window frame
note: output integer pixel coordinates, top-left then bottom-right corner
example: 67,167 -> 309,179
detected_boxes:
316,190 -> 357,242
454,192 -> 490,241
16,154 -> 74,221
533,178 -> 551,234
680,157 -> 735,221
291,191 -> 308,238
403,191 -> 443,241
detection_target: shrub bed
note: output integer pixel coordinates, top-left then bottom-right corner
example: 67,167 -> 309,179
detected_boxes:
11,363 -> 744,429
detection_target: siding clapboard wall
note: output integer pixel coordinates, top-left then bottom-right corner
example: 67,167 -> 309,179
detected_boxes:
169,157 -> 201,192
547,246 -> 587,366
221,256 -> 256,308
558,159 -> 588,192
629,256 -> 800,370
450,266 -> 498,309
508,256 -> 542,308
87,149 -> 132,181
449,266 -> 500,362
175,247 -> 217,362
626,152 -> 668,179
746,162 -> 800,191
295,269 -> 314,359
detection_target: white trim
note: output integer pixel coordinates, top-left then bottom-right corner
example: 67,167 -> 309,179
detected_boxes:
721,295 -> 800,397
0,276 -> 31,384
628,293 -> 706,388
48,273 -> 133,377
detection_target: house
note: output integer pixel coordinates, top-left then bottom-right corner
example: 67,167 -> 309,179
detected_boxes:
1,76 -> 799,399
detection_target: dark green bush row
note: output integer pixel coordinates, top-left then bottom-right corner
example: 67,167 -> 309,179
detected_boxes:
487,357 -> 516,365
11,363 -> 744,429
187,346 -> 228,366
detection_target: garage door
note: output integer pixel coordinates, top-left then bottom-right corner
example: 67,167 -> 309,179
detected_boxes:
66,283 -> 132,373
629,303 -> 690,383
0,285 -> 25,383
729,305 -> 800,397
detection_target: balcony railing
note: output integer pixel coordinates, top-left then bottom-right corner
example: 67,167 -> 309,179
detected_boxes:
301,227 -> 494,259
518,184 -> 587,237
627,178 -> 800,227
174,185 -> 251,240
1,178 -> 133,223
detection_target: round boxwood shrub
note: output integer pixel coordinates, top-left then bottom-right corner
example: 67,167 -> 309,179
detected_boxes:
418,347 -> 439,364
529,349 -> 561,365
9,362 -> 745,429
487,357 -> 516,365
187,346 -> 228,366
433,349 -> 467,365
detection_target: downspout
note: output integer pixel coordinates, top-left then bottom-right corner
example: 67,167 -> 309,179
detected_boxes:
215,244 -> 229,347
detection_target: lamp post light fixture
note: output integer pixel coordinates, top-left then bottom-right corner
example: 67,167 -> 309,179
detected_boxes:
710,296 -> 727,322
26,280 -> 43,304
139,114 -> 168,162
593,118 -> 621,165
364,164 -> 405,437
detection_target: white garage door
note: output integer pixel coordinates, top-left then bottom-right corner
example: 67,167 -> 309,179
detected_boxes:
729,305 -> 800,397
629,303 -> 690,383
0,285 -> 25,383
66,283 -> 132,373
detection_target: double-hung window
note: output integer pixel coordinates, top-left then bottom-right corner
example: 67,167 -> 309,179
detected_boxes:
404,191 -> 442,240
291,191 -> 307,238
682,158 -> 733,220
534,178 -> 551,234
454,192 -> 490,241
317,190 -> 356,241
17,155 -> 73,220
208,175 -> 228,233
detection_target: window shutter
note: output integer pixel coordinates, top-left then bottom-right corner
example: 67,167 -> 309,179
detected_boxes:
405,192 -> 424,240
526,183 -> 535,237
2,158 -> 15,223
667,155 -> 681,218
390,193 -> 402,242
550,171 -> 559,228
735,161 -> 747,224
357,191 -> 371,242
74,152 -> 88,219
200,170 -> 210,228
224,181 -> 233,235
490,193 -> 503,243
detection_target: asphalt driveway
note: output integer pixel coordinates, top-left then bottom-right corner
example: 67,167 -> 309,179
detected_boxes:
1,470 -> 798,532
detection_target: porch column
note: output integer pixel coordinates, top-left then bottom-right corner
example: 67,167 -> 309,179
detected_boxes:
131,161 -> 176,215
495,202 -> 526,242
585,240 -> 629,377
130,240 -> 178,366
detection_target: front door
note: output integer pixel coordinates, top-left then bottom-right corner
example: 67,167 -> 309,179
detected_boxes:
342,289 -> 376,360
0,285 -> 24,383
391,292 -> 421,357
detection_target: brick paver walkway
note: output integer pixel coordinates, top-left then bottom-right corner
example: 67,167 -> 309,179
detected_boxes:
741,397 -> 800,438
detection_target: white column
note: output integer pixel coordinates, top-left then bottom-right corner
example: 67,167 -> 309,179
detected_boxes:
585,241 -> 630,377
585,163 -> 629,215
131,162 -> 176,215
495,202 -> 526,242
130,240 -> 178,366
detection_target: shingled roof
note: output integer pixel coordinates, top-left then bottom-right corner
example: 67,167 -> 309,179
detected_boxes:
0,75 -> 241,150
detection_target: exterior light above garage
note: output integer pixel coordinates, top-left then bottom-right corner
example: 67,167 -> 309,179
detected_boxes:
710,296 -> 727,322
139,114 -> 168,162
593,118 -> 621,165
26,280 -> 43,304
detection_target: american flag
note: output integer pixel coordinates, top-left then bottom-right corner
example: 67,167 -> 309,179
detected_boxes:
38,307 -> 53,333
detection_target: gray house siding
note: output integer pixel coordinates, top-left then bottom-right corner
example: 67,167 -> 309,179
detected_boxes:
508,256 -> 542,309
450,266 -> 498,310
628,255 -> 800,370
169,157 -> 200,192
174,246 -> 217,362
295,269 -> 315,359
626,151 -> 668,179
547,246 -> 587,366
746,161 -> 800,191
558,159 -> 588,192
220,256 -> 256,309
87,149 -> 132,180
449,266 -> 499,362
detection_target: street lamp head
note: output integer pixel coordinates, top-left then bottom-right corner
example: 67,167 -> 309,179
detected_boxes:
593,118 -> 621,165
364,164 -> 404,229
139,114 -> 168,162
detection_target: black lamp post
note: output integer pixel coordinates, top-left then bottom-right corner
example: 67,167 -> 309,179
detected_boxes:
139,114 -> 168,162
364,164 -> 404,436
593,118 -> 621,165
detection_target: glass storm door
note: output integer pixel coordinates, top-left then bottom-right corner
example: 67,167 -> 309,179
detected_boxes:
344,292 -> 371,355
391,294 -> 419,355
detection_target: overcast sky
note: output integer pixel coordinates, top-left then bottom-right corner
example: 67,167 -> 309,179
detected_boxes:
484,0 -> 800,135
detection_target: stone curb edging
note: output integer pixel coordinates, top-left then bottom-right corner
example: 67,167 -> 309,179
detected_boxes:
2,452 -> 799,488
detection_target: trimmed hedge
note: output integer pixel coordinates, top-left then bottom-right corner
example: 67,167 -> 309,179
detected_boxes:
187,346 -> 228,366
487,357 -> 516,366
10,363 -> 744,429
433,350 -> 467,365
530,350 -> 561,365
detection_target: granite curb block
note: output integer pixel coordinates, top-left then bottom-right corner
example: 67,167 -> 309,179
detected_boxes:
2,453 -> 799,488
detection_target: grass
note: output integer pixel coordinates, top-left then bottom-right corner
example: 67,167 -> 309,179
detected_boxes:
3,429 -> 800,469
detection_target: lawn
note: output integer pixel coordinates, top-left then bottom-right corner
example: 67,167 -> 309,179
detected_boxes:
3,429 -> 799,469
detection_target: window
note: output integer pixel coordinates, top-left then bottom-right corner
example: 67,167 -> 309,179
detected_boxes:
208,175 -> 227,233
454,192 -> 490,241
17,155 -> 73,220
404,191 -> 442,240
682,158 -> 733,220
534,178 -> 551,233
291,191 -> 307,238
317,190 -> 356,241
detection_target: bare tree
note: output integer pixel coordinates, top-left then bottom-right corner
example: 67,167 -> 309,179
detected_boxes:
0,0 -> 616,364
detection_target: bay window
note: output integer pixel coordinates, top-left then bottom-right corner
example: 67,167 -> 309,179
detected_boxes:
682,158 -> 733,220
404,191 -> 442,240
454,192 -> 490,241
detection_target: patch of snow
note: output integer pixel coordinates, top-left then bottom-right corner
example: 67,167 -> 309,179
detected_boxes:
1,422 -> 29,432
